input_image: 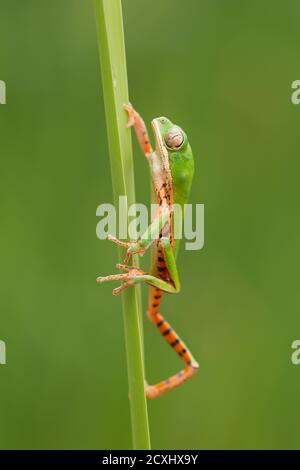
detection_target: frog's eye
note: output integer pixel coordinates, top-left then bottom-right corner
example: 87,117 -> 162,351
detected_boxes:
164,127 -> 185,150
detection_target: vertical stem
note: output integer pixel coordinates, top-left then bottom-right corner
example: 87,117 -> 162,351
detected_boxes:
94,0 -> 151,450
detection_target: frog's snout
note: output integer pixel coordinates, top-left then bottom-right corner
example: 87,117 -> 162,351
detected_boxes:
157,116 -> 167,124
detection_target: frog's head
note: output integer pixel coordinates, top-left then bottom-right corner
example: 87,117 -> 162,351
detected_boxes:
151,116 -> 189,177
151,116 -> 194,202
151,116 -> 187,156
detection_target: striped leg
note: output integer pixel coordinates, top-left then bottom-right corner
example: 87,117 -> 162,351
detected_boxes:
124,102 -> 153,158
145,287 -> 199,399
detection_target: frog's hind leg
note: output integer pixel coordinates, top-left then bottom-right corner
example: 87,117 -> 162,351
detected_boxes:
145,286 -> 199,399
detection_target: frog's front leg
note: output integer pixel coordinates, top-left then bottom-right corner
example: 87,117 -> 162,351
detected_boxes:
97,237 -> 180,295
96,264 -> 146,296
105,205 -> 170,263
124,102 -> 153,158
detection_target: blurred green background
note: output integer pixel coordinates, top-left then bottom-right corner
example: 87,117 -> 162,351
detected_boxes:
1,0 -> 300,450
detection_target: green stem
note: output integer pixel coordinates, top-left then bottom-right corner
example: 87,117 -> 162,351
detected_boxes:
94,0 -> 151,450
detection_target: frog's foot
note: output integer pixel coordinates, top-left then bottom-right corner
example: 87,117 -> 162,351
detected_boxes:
123,102 -> 136,128
107,234 -> 131,248
112,281 -> 135,296
96,265 -> 145,295
107,235 -> 146,263
116,263 -> 140,272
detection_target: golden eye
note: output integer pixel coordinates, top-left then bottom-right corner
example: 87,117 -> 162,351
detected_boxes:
165,128 -> 184,149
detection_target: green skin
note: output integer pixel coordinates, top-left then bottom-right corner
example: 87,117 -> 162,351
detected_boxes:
98,114 -> 194,295
151,117 -> 194,260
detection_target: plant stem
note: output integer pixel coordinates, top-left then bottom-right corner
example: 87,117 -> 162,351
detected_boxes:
94,0 -> 151,450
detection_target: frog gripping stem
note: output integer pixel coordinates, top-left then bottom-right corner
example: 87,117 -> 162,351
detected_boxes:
97,102 -> 199,399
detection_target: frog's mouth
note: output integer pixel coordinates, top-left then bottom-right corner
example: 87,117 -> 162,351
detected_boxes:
151,118 -> 170,174
151,118 -> 164,151
151,118 -> 173,206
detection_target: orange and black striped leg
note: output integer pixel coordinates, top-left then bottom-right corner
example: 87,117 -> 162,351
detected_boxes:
145,288 -> 199,399
124,102 -> 153,158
